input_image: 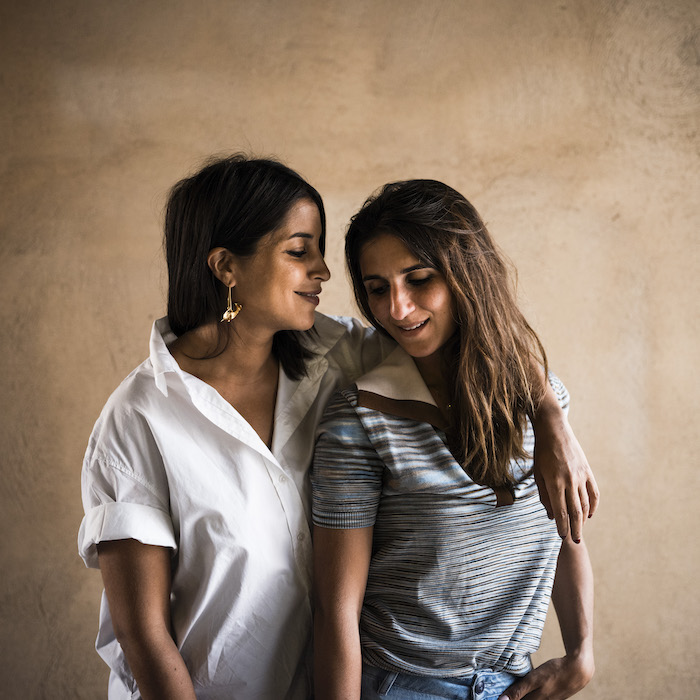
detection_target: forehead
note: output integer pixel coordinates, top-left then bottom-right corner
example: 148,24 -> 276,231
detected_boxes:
278,198 -> 320,233
261,197 -> 323,249
359,233 -> 422,271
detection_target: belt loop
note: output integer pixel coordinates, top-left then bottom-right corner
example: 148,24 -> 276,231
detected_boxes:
378,670 -> 399,695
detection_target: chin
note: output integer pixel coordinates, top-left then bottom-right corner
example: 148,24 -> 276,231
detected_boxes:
293,316 -> 316,333
399,344 -> 441,359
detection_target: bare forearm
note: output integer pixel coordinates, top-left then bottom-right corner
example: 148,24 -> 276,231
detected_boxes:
552,538 -> 595,664
312,527 -> 372,700
117,627 -> 197,700
97,540 -> 196,700
314,610 -> 363,700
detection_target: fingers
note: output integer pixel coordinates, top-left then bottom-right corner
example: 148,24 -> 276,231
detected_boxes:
567,487 -> 584,544
498,673 -> 537,700
567,484 -> 590,544
579,484 -> 590,521
549,481 -> 570,540
586,474 -> 600,517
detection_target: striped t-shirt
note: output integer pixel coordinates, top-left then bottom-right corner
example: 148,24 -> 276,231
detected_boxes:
311,346 -> 566,678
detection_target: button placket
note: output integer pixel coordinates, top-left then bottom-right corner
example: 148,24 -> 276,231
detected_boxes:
263,455 -> 312,587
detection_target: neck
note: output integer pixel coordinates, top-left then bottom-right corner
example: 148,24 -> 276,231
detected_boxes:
413,347 -> 453,416
171,321 -> 277,382
413,352 -> 446,392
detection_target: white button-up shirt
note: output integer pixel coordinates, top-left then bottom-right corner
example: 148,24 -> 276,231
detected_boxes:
78,313 -> 391,700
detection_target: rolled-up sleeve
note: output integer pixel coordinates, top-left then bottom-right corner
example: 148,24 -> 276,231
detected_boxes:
311,390 -> 384,530
78,407 -> 177,569
79,494 -> 176,569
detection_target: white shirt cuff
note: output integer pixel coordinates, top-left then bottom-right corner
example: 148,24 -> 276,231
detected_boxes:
78,501 -> 177,568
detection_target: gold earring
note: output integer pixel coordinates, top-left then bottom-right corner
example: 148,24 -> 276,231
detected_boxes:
221,286 -> 242,322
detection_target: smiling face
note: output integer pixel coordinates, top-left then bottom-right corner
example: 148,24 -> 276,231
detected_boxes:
230,198 -> 330,334
359,233 -> 457,362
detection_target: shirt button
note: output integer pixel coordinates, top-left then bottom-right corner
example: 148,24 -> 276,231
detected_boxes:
474,678 -> 485,694
279,475 -> 287,483
297,532 -> 305,542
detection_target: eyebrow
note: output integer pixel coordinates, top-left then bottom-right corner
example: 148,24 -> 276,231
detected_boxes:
362,264 -> 430,282
287,232 -> 314,241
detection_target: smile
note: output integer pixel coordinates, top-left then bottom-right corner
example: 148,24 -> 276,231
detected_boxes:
397,319 -> 428,332
296,290 -> 321,305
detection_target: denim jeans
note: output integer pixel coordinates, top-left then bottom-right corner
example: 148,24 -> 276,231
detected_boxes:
361,664 -> 518,700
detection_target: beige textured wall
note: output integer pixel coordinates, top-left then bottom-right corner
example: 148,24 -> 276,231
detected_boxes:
1,1 -> 698,697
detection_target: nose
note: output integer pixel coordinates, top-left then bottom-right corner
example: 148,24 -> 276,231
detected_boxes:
311,249 -> 331,282
389,286 -> 414,320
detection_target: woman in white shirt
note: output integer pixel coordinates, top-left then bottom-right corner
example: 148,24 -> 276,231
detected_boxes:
78,156 -> 598,700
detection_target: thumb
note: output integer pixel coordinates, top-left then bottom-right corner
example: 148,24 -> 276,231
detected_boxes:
498,676 -> 532,700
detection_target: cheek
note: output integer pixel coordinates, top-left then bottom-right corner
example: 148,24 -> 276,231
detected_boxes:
427,287 -> 455,319
367,296 -> 387,321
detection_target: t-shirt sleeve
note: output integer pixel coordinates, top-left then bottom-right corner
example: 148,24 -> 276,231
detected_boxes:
311,390 -> 384,530
78,405 -> 177,569
547,370 -> 570,416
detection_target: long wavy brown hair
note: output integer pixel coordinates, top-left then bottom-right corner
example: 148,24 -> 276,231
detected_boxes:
346,179 -> 548,490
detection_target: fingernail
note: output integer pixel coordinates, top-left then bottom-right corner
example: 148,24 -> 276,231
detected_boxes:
574,538 -> 581,544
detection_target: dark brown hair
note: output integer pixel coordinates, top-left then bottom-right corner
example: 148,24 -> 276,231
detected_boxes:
165,154 -> 326,379
346,179 -> 547,490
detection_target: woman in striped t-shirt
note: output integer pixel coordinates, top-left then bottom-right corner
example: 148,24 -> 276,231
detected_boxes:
312,180 -> 595,700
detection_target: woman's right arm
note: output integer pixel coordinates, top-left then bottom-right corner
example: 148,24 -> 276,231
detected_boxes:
313,525 -> 374,700
97,539 -> 197,700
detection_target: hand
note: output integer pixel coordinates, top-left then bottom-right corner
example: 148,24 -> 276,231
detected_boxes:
498,653 -> 594,700
533,412 -> 599,543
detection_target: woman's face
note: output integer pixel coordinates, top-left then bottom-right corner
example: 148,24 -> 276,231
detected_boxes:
231,198 -> 330,334
359,233 -> 457,360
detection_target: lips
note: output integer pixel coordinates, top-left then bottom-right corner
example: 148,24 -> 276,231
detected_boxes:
396,319 -> 428,332
296,289 -> 322,305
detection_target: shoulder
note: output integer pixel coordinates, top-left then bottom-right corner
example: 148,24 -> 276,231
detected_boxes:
295,313 -> 394,383
310,313 -> 375,357
92,360 -> 159,428
85,360 -> 167,473
318,385 -> 361,433
307,313 -> 364,350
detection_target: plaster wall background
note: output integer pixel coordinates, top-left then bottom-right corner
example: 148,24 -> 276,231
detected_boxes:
1,0 -> 698,697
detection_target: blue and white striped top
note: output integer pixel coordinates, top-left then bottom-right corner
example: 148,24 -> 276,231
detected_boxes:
312,347 -> 567,678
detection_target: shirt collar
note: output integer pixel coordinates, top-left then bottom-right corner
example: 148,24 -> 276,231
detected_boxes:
150,317 -> 180,396
355,346 -> 448,430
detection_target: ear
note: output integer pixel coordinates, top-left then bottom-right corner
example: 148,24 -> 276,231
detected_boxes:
207,247 -> 237,287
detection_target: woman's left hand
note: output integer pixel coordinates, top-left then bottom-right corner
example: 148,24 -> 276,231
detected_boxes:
498,653 -> 594,700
